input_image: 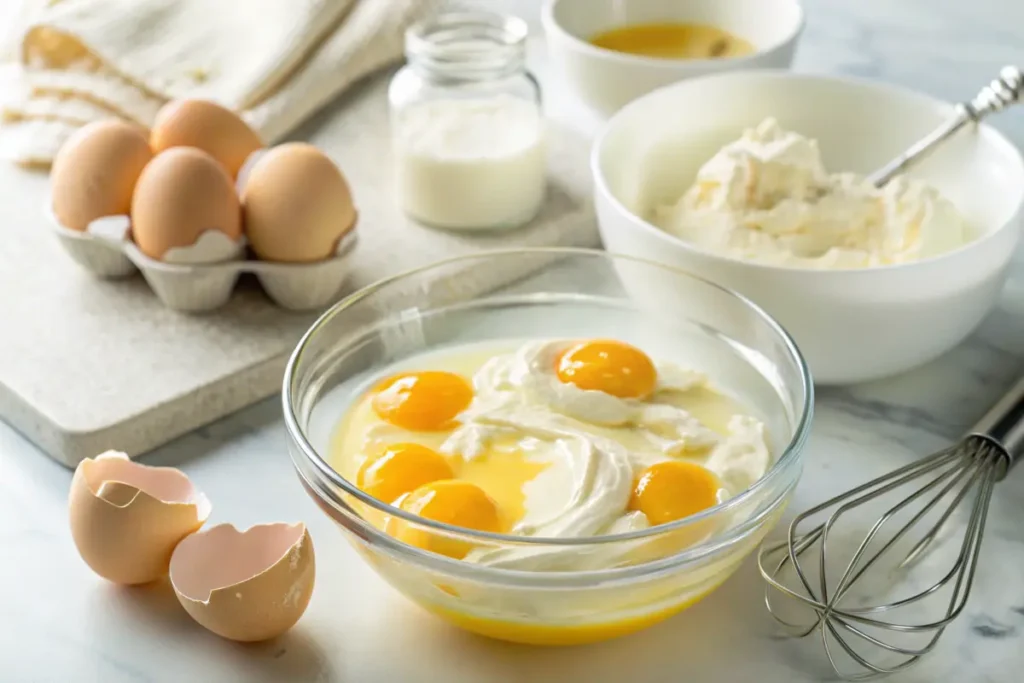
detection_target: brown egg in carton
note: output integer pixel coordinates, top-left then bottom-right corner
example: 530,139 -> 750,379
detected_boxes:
46,101 -> 358,313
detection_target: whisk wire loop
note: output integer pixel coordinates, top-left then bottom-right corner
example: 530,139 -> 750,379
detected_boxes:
758,436 -> 1012,680
775,448 -> 960,619
823,449 -> 972,609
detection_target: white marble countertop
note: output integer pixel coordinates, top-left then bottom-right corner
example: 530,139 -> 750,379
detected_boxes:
3,0 -> 1024,681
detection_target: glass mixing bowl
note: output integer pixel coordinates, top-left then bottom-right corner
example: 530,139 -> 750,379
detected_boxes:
284,249 -> 812,645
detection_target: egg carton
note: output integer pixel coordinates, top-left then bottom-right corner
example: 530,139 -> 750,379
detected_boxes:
47,210 -> 358,312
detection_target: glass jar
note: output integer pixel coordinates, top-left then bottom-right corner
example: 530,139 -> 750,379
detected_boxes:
388,11 -> 546,232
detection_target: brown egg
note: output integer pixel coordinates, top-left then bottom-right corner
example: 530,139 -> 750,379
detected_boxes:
68,451 -> 211,585
242,143 -> 356,263
51,120 -> 153,231
169,522 -> 316,642
151,100 -> 263,178
131,147 -> 242,260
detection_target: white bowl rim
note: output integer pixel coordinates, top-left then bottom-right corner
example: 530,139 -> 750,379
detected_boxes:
541,0 -> 806,71
591,68 -> 1024,276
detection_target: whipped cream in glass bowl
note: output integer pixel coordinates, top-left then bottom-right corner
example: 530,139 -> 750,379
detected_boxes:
285,249 -> 811,645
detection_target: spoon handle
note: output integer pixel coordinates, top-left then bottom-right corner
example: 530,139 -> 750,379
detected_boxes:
869,66 -> 1024,187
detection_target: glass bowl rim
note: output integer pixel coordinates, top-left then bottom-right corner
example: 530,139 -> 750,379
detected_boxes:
283,247 -> 813,556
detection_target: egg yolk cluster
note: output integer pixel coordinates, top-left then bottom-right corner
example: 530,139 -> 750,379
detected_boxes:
359,342 -> 720,559
356,443 -> 500,560
361,371 -> 498,558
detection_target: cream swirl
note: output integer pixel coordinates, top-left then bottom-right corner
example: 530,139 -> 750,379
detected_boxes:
433,341 -> 771,570
443,341 -> 717,459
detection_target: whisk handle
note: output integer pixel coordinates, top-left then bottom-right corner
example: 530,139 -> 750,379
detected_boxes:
971,375 -> 1024,471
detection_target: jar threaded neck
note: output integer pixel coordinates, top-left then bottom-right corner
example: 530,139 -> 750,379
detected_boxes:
405,10 -> 528,82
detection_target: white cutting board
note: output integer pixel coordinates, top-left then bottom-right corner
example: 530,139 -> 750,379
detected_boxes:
0,70 -> 597,468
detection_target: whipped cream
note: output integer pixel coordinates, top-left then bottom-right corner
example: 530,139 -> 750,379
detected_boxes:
653,118 -> 972,268
435,341 -> 771,570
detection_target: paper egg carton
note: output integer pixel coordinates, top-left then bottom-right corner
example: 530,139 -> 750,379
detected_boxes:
48,210 -> 358,312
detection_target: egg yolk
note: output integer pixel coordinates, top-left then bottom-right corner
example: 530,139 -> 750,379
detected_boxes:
389,480 -> 500,559
372,371 -> 473,431
556,340 -> 657,399
629,461 -> 720,526
356,443 -> 454,504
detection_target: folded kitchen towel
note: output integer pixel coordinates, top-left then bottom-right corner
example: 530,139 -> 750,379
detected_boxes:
0,0 -> 438,167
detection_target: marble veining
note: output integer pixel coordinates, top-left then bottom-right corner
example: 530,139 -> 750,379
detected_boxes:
2,0 -> 1023,681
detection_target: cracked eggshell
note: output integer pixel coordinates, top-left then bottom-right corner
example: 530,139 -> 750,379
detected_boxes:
130,147 -> 242,261
169,522 -> 315,642
150,99 -> 264,178
68,451 -> 211,585
51,120 -> 153,231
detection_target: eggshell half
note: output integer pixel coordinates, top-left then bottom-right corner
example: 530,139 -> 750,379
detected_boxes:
68,451 -> 211,585
151,99 -> 263,178
130,147 -> 242,260
242,143 -> 356,263
51,120 -> 153,231
169,522 -> 315,642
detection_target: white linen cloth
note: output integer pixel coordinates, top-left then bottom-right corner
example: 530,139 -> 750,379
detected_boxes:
0,0 -> 437,167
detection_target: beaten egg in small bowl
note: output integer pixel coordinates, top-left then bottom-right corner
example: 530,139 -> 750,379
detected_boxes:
284,249 -> 811,645
542,0 -> 804,115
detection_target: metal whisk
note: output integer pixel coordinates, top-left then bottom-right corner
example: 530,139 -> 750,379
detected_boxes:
868,65 -> 1024,187
758,376 -> 1024,680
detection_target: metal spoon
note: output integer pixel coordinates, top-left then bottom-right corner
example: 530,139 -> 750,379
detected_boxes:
868,65 -> 1023,187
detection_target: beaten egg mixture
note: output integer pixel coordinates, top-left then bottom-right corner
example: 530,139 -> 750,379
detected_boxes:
590,23 -> 754,60
331,339 -> 771,571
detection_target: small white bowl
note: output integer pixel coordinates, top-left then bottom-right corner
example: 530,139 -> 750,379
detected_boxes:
541,0 -> 804,116
593,71 -> 1024,385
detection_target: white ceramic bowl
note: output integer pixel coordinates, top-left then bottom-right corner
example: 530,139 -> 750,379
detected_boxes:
541,0 -> 804,116
593,71 -> 1024,385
